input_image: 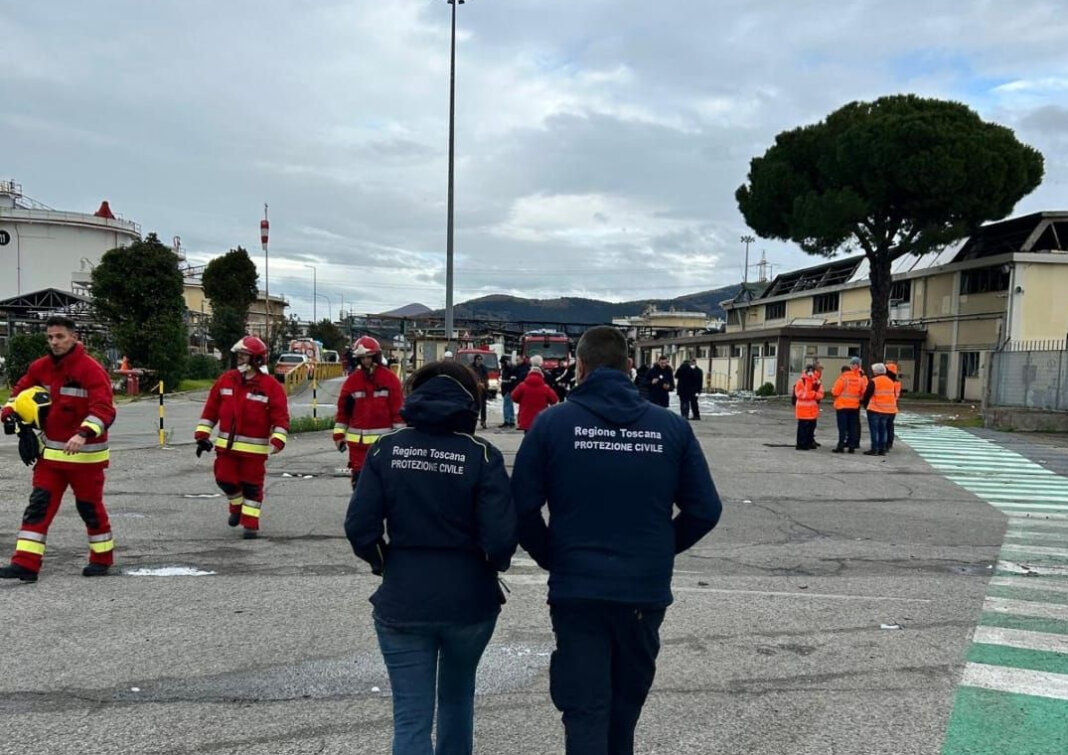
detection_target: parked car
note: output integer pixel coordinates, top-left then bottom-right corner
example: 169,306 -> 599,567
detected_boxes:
273,352 -> 310,382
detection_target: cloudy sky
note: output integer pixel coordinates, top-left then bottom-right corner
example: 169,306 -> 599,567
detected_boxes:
2,1 -> 1066,319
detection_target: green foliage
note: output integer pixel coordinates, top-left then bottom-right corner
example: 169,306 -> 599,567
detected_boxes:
307,319 -> 348,352
269,315 -> 303,359
175,378 -> 216,392
4,332 -> 48,387
185,354 -> 223,380
737,94 -> 1044,360
203,248 -> 259,362
288,415 -> 337,434
755,382 -> 777,397
90,233 -> 188,389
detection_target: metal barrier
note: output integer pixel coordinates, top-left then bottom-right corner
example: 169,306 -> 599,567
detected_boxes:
990,347 -> 1068,411
282,362 -> 345,395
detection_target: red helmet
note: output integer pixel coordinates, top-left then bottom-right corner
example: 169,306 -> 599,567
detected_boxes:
231,336 -> 268,360
353,336 -> 381,358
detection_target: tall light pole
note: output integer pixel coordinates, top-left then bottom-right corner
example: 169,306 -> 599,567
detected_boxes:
444,0 -> 465,348
304,263 -> 317,324
739,234 -> 755,332
314,292 -> 333,321
261,205 -> 270,350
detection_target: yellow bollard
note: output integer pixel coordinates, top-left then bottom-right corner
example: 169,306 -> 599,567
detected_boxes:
158,380 -> 165,447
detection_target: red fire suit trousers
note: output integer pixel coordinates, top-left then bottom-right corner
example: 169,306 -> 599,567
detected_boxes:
213,453 -> 267,530
11,460 -> 114,574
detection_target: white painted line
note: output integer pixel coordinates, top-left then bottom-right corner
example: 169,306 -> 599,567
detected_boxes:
989,503 -> 1068,512
973,626 -> 1068,654
989,577 -> 1068,594
1004,516 -> 1068,528
961,662 -> 1068,701
984,597 -> 1068,621
1004,534 -> 1068,546
1000,544 -> 1068,558
670,587 -> 932,602
1003,511 -> 1068,522
999,560 -> 1068,577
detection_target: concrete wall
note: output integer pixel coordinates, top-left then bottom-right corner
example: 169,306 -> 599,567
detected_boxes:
1018,263 -> 1068,340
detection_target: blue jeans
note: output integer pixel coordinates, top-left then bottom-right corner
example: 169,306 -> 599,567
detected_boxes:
502,393 -> 515,425
867,411 -> 888,451
374,616 -> 497,755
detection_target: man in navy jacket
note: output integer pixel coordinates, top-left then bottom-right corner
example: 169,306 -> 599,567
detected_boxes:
512,326 -> 722,755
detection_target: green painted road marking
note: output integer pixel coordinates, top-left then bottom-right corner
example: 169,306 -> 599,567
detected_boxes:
897,420 -> 1068,753
942,687 -> 1068,754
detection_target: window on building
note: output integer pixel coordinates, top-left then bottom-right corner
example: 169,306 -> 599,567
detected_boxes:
827,345 -> 840,357
890,280 -> 911,303
848,346 -> 861,357
962,352 -> 980,378
730,344 -> 743,357
764,301 -> 786,320
812,292 -> 840,314
960,266 -> 1010,295
727,310 -> 741,325
766,344 -> 777,357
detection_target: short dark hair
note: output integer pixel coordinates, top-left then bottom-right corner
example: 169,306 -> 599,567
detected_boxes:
657,354 -> 668,361
405,359 -> 481,399
45,315 -> 76,331
576,326 -> 628,373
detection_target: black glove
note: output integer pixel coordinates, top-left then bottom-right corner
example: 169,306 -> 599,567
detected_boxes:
338,440 -> 347,453
195,438 -> 214,458
17,425 -> 40,467
2,415 -> 16,436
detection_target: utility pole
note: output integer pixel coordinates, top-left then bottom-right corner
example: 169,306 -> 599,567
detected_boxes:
261,205 -> 270,352
739,234 -> 755,332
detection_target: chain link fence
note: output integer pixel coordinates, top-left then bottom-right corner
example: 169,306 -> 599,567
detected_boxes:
990,342 -> 1068,410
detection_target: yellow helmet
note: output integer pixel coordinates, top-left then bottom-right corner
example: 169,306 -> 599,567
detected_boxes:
13,387 -> 51,429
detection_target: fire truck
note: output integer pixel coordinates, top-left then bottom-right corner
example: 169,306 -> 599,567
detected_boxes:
519,329 -> 571,370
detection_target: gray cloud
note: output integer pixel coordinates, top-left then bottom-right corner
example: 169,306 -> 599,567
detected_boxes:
1,0 -> 1065,316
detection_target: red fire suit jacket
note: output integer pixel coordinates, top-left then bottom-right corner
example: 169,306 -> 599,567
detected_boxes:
196,369 -> 290,457
5,343 -> 116,468
333,365 -> 404,446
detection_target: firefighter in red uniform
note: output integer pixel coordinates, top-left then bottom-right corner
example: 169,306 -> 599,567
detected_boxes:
333,336 -> 404,489
195,336 -> 289,539
0,316 -> 117,582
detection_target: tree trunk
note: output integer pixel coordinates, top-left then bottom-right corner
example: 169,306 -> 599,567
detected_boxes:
867,251 -> 892,365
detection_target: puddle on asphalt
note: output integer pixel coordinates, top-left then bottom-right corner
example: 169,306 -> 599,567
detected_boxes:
125,566 -> 217,577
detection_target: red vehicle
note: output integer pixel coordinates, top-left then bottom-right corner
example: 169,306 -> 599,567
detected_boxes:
457,348 -> 501,398
519,330 -> 571,371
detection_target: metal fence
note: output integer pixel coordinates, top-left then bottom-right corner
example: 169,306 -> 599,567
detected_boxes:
990,345 -> 1068,410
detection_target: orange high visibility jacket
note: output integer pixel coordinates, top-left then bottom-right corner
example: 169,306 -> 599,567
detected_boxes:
794,377 -> 823,420
832,369 -> 866,410
868,374 -> 898,415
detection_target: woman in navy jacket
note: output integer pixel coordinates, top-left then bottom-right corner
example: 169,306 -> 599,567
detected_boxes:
345,360 -> 517,755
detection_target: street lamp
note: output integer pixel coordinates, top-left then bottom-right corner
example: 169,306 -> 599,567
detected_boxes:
314,292 -> 333,322
304,263 -> 317,324
444,0 -> 465,348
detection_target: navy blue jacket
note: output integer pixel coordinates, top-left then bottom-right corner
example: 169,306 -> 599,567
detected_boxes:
345,375 -> 517,624
512,368 -> 722,607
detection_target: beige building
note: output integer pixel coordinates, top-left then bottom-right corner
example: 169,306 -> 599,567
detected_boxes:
638,211 -> 1068,399
183,281 -> 288,353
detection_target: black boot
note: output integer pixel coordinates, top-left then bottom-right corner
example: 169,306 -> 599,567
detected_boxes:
82,563 -> 110,577
228,511 -> 241,527
863,449 -> 879,456
0,563 -> 38,582
832,447 -> 844,453
242,529 -> 258,540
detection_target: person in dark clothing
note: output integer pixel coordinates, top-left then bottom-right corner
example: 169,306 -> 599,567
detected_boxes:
674,358 -> 703,420
499,355 -> 518,428
512,327 -> 722,755
634,364 -> 650,400
645,355 -> 675,408
345,360 -> 517,755
553,361 -> 577,402
515,355 -> 532,385
470,354 -> 490,430
885,361 -> 901,449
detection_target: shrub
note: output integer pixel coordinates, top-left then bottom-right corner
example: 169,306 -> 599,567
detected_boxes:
755,382 -> 777,397
185,353 -> 223,380
3,333 -> 48,387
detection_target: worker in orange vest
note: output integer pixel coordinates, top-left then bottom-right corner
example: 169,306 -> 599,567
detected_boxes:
831,357 -> 867,453
861,362 -> 897,455
885,361 -> 902,450
794,365 -> 824,450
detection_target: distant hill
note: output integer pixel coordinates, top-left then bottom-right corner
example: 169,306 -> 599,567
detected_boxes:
434,284 -> 754,324
378,302 -> 432,317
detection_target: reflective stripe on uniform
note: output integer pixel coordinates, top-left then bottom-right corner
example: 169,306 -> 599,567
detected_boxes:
195,424 -> 214,435
373,389 -> 390,397
44,439 -> 108,453
220,388 -> 234,396
41,448 -> 110,464
271,431 -> 287,445
247,394 -> 269,403
17,530 -> 45,543
345,426 -> 392,445
333,422 -> 346,433
88,533 -> 114,553
15,539 -> 46,556
214,438 -> 270,455
59,387 -> 89,398
351,391 -> 366,398
241,501 -> 262,519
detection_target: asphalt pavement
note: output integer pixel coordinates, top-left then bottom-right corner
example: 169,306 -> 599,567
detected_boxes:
0,391 -> 1040,754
